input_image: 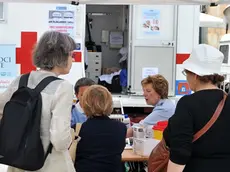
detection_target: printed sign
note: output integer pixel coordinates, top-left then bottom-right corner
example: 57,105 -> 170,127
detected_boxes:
48,7 -> 76,40
110,31 -> 123,48
0,44 -> 17,92
76,43 -> 81,50
175,80 -> 191,95
142,67 -> 158,79
0,78 -> 14,91
0,44 -> 17,78
142,9 -> 160,35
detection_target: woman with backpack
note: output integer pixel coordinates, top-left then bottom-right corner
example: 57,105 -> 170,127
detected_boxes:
0,31 -> 76,172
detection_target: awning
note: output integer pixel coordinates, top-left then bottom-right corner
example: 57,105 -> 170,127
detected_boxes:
0,0 -> 222,5
200,13 -> 225,28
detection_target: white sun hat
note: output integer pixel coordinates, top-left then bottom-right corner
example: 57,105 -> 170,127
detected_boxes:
182,44 -> 224,76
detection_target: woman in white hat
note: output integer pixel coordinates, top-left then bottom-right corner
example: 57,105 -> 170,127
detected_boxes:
161,44 -> 230,172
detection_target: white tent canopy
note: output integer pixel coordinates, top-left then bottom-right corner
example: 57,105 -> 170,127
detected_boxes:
200,13 -> 225,28
0,0 -> 224,5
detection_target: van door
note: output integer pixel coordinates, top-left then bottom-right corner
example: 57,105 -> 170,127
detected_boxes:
128,5 -> 177,96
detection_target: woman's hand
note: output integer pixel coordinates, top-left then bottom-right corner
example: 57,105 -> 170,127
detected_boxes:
126,127 -> 133,138
167,160 -> 185,172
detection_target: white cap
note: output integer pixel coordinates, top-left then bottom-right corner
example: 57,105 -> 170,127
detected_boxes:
181,44 -> 224,76
119,55 -> 128,63
119,47 -> 128,55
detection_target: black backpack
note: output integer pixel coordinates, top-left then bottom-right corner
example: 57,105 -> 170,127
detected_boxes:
0,73 -> 60,171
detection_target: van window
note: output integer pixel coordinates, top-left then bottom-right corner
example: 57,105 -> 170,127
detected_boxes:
219,45 -> 229,64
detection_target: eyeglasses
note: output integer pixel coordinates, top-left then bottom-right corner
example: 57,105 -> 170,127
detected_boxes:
182,70 -> 187,76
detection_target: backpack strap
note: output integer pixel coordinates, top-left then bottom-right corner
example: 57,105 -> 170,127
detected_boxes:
18,73 -> 30,88
36,76 -> 62,158
45,143 -> 53,159
34,76 -> 61,93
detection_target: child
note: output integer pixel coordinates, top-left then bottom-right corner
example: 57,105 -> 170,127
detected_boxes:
71,77 -> 95,127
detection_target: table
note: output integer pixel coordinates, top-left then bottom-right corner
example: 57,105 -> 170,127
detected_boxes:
122,149 -> 149,162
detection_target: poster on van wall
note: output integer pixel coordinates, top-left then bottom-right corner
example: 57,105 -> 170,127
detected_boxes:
0,44 -> 17,92
142,67 -> 159,79
175,80 -> 192,96
0,45 -> 17,78
142,8 -> 160,35
48,6 -> 76,41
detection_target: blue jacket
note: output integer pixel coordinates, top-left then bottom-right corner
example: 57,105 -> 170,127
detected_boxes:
141,99 -> 176,126
120,69 -> 127,87
71,104 -> 87,127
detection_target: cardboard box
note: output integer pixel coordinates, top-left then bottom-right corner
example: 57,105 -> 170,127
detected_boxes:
133,138 -> 160,156
102,67 -> 120,74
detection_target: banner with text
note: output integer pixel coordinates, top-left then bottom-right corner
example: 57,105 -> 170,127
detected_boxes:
48,6 -> 76,41
0,44 -> 17,92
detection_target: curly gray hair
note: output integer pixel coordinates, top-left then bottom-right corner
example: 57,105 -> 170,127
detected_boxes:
32,31 -> 76,70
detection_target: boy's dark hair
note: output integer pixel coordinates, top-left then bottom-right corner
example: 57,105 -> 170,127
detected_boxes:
74,77 -> 95,94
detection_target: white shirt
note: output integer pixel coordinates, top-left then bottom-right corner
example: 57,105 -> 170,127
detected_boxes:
0,70 -> 75,172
